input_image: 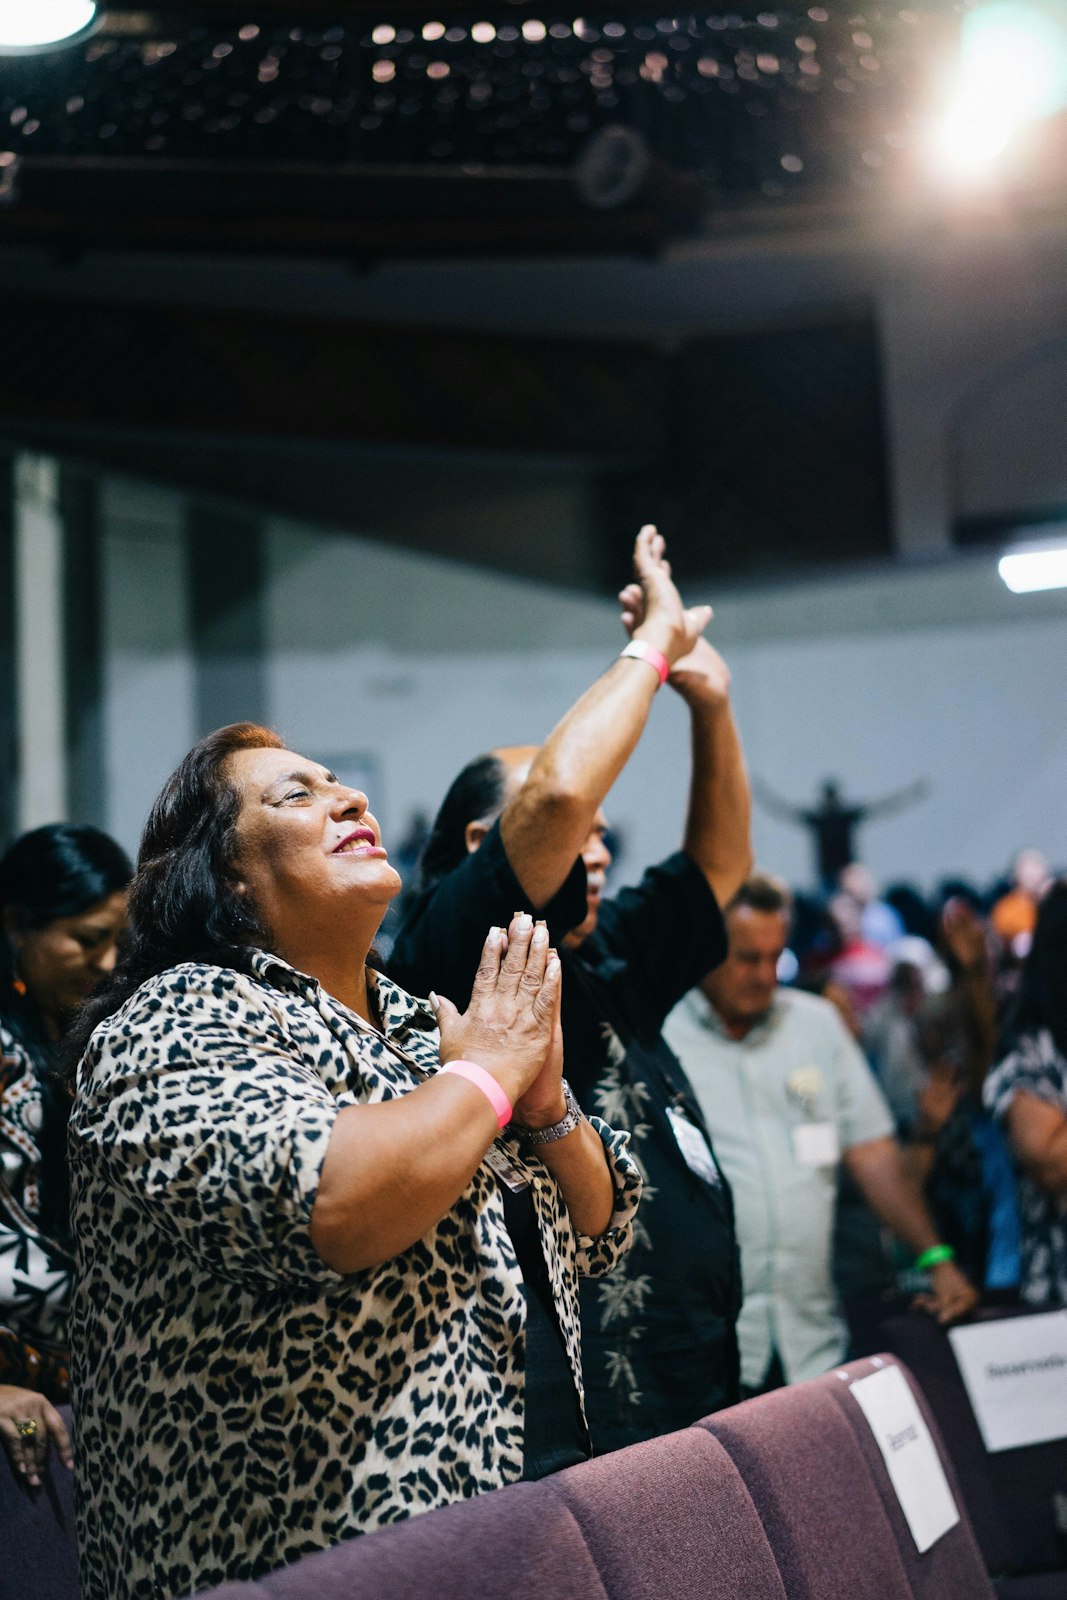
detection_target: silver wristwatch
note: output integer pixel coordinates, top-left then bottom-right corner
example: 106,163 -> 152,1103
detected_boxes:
513,1079 -> 583,1146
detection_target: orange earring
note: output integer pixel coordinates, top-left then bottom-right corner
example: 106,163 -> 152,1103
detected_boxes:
12,976 -> 26,997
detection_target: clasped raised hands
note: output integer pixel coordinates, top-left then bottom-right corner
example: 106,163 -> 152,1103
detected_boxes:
431,912 -> 562,1111
620,524 -> 730,706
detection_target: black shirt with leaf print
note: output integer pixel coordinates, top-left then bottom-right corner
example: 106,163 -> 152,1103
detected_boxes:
391,823 -> 742,1452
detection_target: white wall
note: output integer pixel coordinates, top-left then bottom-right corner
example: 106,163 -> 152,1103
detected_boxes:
728,615 -> 1067,889
13,455 -> 67,830
879,225 -> 1067,550
75,478 -> 1067,890
263,520 -> 621,867
100,477 -> 196,850
952,335 -> 1067,520
260,517 -> 1067,895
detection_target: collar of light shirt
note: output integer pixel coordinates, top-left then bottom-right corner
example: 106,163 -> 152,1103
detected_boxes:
684,986 -> 784,1046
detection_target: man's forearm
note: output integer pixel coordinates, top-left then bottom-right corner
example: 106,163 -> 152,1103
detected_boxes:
500,656 -> 661,906
501,525 -> 706,909
535,1118 -> 616,1237
847,1136 -> 979,1324
958,965 -> 998,1087
1007,1093 -> 1067,1194
683,698 -> 752,909
520,655 -> 660,818
845,1136 -> 941,1255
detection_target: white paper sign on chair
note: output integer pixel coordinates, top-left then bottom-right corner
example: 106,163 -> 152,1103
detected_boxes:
949,1310 -> 1067,1453
849,1363 -> 960,1553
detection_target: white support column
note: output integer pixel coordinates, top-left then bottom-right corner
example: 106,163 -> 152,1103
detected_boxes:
14,452 -> 67,830
100,475 -> 194,852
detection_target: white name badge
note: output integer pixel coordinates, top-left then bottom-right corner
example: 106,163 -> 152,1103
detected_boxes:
666,1106 -> 721,1186
791,1121 -> 840,1167
482,1143 -> 530,1194
849,1363 -> 960,1553
949,1310 -> 1067,1453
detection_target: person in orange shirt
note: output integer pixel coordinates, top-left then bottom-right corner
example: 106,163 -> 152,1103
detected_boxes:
991,849 -> 1051,951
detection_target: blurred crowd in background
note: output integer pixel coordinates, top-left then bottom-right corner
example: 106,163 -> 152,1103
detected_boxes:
779,843 -> 1058,1311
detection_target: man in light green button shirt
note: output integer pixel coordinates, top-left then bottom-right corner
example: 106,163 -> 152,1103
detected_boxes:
664,873 -> 979,1393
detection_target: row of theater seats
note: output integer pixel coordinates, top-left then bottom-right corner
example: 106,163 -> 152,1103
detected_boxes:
856,1306 -> 1067,1591
5,1320 -> 1065,1600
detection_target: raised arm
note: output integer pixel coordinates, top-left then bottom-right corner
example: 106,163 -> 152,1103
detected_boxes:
751,774 -> 808,827
939,897 -> 998,1093
1004,1091 -> 1067,1195
677,646 -> 752,907
500,525 -> 711,908
844,1135 -> 979,1323
618,571 -> 752,908
860,777 -> 932,822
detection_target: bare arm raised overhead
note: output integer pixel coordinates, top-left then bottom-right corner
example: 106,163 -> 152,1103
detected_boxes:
618,556 -> 752,910
499,525 -> 712,908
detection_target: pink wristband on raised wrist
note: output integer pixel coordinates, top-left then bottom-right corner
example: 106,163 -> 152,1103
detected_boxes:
620,638 -> 670,687
440,1060 -> 513,1129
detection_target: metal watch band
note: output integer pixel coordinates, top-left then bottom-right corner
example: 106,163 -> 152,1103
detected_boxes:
513,1079 -> 583,1146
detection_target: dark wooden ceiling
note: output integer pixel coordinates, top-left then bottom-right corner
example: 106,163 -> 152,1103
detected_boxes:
0,288 -> 891,588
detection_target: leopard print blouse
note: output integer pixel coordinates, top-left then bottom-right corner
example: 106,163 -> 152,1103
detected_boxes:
67,950 -> 640,1600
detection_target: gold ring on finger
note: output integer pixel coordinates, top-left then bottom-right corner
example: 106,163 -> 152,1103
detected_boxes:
15,1418 -> 38,1439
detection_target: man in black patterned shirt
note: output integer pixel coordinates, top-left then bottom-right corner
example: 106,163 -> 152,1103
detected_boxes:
390,525 -> 752,1452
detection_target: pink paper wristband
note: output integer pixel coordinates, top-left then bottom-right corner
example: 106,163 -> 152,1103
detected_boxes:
620,638 -> 670,687
440,1060 -> 513,1129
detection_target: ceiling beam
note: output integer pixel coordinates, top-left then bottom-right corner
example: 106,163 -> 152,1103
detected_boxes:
0,291 -> 667,458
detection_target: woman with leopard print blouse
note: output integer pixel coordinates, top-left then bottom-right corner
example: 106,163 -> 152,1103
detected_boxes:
67,723 -> 641,1600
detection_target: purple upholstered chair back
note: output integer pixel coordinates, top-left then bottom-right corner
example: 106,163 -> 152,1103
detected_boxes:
857,1310 -> 1067,1578
695,1377 -> 917,1600
993,1574 -> 1067,1599
812,1354 -> 996,1600
0,1404 -> 81,1600
193,1476 -> 608,1600
546,1426 -> 787,1600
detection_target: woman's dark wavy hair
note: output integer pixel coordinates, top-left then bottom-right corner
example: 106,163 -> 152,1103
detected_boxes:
1,823 -> 133,1239
416,753 -> 507,894
1002,878 -> 1067,1058
65,722 -> 285,1082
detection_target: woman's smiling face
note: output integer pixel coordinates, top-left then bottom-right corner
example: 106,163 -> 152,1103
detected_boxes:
226,745 -> 402,945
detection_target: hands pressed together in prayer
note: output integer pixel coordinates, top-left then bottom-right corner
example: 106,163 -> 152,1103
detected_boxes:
433,909 -> 565,1125
434,910 -> 616,1238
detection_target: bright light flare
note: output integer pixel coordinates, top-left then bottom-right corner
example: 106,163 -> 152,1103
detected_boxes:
998,539 -> 1067,593
928,3 -> 1067,181
0,0 -> 97,49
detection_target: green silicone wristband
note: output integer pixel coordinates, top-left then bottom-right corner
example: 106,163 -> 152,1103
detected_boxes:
915,1244 -> 956,1272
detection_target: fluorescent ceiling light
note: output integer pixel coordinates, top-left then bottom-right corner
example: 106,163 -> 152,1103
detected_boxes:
998,538 -> 1067,593
0,0 -> 97,51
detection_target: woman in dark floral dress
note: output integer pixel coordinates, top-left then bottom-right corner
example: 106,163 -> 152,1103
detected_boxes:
0,824 -> 131,1482
985,881 -> 1067,1308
